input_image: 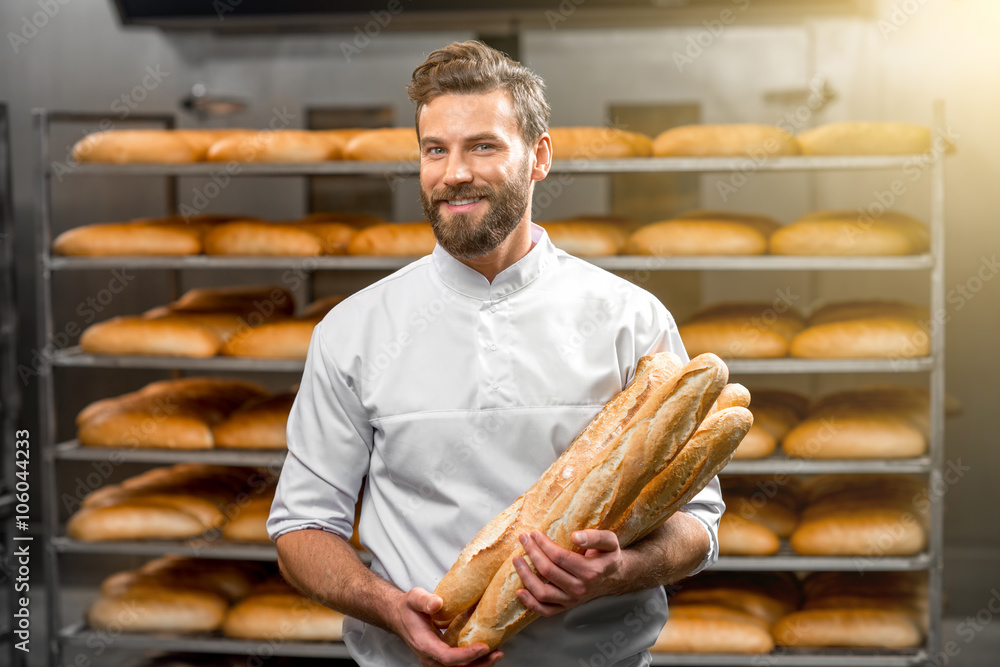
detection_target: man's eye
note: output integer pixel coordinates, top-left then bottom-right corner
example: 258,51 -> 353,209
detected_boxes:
474,144 -> 493,151
425,147 -> 445,155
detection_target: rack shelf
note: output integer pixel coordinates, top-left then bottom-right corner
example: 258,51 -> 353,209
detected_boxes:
47,253 -> 935,272
53,440 -> 933,475
57,154 -> 929,177
48,348 -> 935,374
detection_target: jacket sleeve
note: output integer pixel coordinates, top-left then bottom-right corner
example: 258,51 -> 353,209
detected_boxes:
267,319 -> 373,542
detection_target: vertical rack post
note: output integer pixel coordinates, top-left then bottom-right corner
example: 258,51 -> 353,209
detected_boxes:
926,98 -> 947,662
32,108 -> 63,667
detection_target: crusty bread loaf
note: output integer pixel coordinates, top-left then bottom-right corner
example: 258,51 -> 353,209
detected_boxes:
223,577 -> 346,641
53,220 -> 204,256
795,122 -> 933,156
452,355 -> 743,649
721,475 -> 801,539
204,221 -> 324,256
347,222 -> 436,256
433,353 -> 684,626
670,571 -> 799,627
79,314 -> 243,357
221,488 -> 274,542
651,605 -> 774,653
78,377 -> 268,449
71,129 -> 244,164
736,389 -> 809,459
652,124 -> 799,157
343,128 -> 420,161
213,392 -> 295,449
773,571 -> 926,648
718,513 -> 780,556
67,464 -> 260,541
770,210 -> 929,256
206,130 -> 341,163
219,318 -> 320,359
790,301 -> 930,359
783,386 -> 928,458
538,220 -> 627,256
89,556 -> 265,634
625,211 -> 781,256
790,475 -> 927,556
547,127 -> 653,159
679,303 -> 806,359
167,285 -> 295,320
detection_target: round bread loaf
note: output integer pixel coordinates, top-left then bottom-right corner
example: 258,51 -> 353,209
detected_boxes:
773,609 -> 923,648
223,578 -> 346,641
795,122 -> 933,156
625,211 -> 780,256
213,392 -> 295,449
206,130 -> 341,163
718,513 -> 780,556
343,128 -> 419,161
770,210 -> 929,256
547,127 -> 653,159
651,604 -> 774,653
678,303 -> 806,359
652,124 -> 798,157
347,222 -> 437,256
220,319 -> 319,359
671,572 -> 799,627
53,221 -> 203,256
790,301 -> 930,359
88,588 -> 229,633
538,220 -> 627,256
79,315 -> 239,357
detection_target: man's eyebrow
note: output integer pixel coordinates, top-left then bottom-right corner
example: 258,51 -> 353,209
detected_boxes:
420,133 -> 506,148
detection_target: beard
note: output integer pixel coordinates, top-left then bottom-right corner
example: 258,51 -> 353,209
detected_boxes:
420,159 -> 532,260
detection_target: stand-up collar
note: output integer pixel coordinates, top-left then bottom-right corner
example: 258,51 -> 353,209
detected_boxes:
432,223 -> 555,301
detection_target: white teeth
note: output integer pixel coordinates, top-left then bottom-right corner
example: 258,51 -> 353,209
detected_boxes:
447,197 -> 482,206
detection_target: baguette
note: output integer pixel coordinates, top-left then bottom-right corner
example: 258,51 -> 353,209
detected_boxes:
432,353 -> 683,626
347,222 -> 436,256
652,124 -> 798,157
547,127 -> 653,159
453,355 -> 735,649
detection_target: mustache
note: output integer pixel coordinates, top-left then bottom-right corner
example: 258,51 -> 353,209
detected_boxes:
432,186 -> 493,202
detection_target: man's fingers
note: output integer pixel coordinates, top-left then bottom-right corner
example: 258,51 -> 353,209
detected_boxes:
406,587 -> 443,615
513,554 -> 574,605
524,531 -> 590,579
516,586 -> 564,617
571,529 -> 620,552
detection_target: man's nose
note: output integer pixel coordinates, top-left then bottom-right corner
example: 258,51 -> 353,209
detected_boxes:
443,152 -> 473,186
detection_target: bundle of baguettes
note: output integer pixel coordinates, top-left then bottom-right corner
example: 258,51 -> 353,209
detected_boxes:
433,352 -> 753,650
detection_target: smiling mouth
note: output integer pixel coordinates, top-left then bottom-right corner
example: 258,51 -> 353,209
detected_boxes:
444,196 -> 484,206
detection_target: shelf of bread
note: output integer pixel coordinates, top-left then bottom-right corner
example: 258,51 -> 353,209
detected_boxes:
55,440 -> 287,467
52,536 -> 279,560
59,626 -> 354,659
721,457 -> 931,475
649,650 -> 926,666
48,253 -> 935,272
58,154 -> 927,177
48,348 -> 934,374
713,550 -> 931,572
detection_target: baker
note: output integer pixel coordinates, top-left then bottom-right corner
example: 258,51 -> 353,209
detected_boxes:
268,40 -> 724,667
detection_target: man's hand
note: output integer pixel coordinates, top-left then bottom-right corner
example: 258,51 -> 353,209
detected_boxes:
391,587 -> 504,667
512,529 -> 628,617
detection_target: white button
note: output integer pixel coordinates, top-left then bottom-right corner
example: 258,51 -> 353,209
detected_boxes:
490,305 -> 498,313
490,344 -> 498,351
491,383 -> 499,390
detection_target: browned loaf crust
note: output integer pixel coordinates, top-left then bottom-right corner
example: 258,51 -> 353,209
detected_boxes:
679,303 -> 807,359
652,124 -> 798,157
547,127 -> 653,159
625,211 -> 781,256
790,301 -> 930,359
77,377 -> 268,449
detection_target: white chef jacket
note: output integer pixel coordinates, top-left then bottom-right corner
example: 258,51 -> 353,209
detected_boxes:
268,223 -> 725,667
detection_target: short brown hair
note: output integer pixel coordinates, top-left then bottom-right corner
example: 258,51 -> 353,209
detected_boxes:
407,40 -> 550,147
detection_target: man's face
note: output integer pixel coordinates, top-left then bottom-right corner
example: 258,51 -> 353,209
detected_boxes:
418,90 -> 534,259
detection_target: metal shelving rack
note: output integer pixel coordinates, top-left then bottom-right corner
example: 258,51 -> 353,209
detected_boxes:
1,102 -> 27,667
33,106 -> 948,666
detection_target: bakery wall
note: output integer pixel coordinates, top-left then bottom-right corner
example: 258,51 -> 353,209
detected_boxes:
3,0 -> 999,614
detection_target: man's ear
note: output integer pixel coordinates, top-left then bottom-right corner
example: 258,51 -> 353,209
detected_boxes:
531,132 -> 553,182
